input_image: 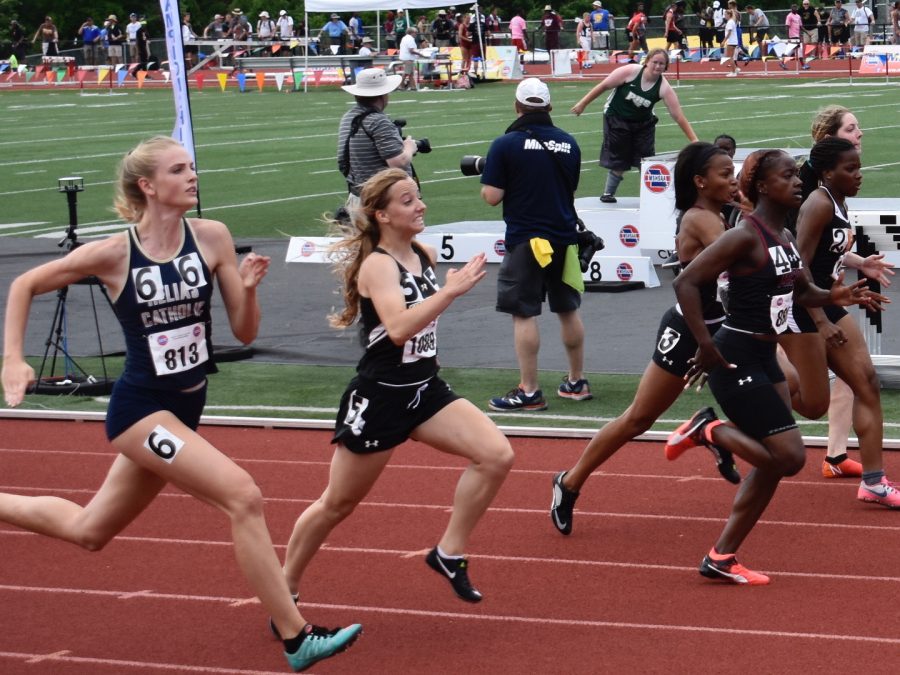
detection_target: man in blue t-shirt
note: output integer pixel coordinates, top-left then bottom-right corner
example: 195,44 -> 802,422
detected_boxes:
78,17 -> 103,65
590,1 -> 613,49
480,78 -> 591,412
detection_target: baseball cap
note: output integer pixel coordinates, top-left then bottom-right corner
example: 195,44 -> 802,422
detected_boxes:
280,9 -> 287,15
516,78 -> 551,107
713,1 -> 721,7
593,1 -> 602,6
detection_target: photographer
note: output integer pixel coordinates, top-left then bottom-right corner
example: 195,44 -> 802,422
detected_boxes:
480,78 -> 591,412
337,68 -> 420,202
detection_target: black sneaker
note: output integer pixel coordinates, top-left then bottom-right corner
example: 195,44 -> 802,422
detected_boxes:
600,193 -> 618,203
709,444 -> 741,484
489,386 -> 548,411
550,470 -> 579,535
425,547 -> 483,602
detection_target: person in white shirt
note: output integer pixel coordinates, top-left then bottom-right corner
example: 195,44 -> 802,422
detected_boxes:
126,13 -> 141,62
276,10 -> 294,41
399,26 -> 428,90
721,9 -> 740,75
850,0 -> 874,46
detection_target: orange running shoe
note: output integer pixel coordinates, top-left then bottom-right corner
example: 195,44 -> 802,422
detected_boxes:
699,550 -> 770,585
822,457 -> 863,478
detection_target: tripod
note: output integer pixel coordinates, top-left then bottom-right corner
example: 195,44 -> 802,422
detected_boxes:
29,178 -> 116,396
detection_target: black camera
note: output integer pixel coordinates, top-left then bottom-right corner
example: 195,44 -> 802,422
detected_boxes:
393,118 -> 431,154
460,155 -> 486,176
576,227 -> 605,272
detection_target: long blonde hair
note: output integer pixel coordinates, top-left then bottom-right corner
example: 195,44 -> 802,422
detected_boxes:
328,168 -> 415,328
114,135 -> 186,222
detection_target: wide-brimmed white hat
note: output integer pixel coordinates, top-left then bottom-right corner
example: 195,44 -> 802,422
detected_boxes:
342,68 -> 402,96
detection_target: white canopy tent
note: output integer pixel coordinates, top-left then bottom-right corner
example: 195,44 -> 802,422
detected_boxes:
302,1 -> 485,88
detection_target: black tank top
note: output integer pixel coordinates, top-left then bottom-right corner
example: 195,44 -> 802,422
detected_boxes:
724,215 -> 804,335
806,186 -> 852,289
112,220 -> 215,390
356,244 -> 441,384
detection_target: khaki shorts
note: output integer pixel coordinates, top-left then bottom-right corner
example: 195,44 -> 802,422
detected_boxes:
802,27 -> 818,43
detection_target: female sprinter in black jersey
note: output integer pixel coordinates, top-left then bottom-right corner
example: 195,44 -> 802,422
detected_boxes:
281,168 -> 513,604
550,142 -> 741,536
665,149 -> 880,584
0,136 -> 361,672
781,138 -> 899,507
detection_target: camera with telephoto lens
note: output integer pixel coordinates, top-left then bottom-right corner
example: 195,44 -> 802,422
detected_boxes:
459,155 -> 486,176
393,119 -> 431,154
576,223 -> 605,272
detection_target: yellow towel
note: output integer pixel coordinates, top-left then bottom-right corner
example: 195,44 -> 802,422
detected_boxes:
530,237 -> 554,268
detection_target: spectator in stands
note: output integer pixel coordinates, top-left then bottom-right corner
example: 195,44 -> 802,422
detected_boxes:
627,3 -> 649,57
509,7 -> 528,72
799,0 -> 821,60
106,15 -> 125,65
131,16 -> 155,77
319,13 -> 348,55
486,6 -> 503,45
277,9 -> 295,43
540,6 -> 563,51
10,20 -> 27,63
850,0 -> 874,47
126,13 -> 141,63
348,12 -> 363,49
590,1 -> 613,52
395,9 -> 410,46
458,12 -> 474,73
892,1 -> 900,44
400,27 -> 429,90
182,13 -> 198,68
78,17 -> 102,66
230,10 -> 250,44
819,4 -> 832,53
665,1 -> 687,50
358,36 -> 376,67
432,10 -> 453,47
745,5 -> 771,60
829,0 -> 852,54
32,16 -> 59,57
781,4 -> 805,69
257,11 -> 276,54
337,68 -> 420,201
713,0 -> 727,43
384,11 -> 397,51
204,14 -> 226,40
576,13 -> 594,67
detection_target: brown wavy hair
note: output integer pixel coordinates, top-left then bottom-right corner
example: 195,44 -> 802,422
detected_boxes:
810,105 -> 851,143
328,168 -> 417,328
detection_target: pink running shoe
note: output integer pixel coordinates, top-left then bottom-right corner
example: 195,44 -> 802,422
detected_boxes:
857,477 -> 900,509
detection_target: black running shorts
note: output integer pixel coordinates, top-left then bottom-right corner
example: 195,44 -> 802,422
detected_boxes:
651,306 -> 723,378
333,374 -> 460,454
707,327 -> 797,440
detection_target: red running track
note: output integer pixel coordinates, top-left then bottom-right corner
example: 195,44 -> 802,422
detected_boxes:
1,418 -> 899,673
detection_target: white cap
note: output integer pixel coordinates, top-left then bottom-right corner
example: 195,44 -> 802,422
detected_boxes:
279,9 -> 287,15
713,0 -> 720,7
516,77 -> 551,107
593,1 -> 602,6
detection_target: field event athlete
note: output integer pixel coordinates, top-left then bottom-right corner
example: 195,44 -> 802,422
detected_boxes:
549,142 -> 741,536
281,169 -> 513,605
781,137 -> 899,507
570,48 -> 698,204
665,149 -> 881,585
0,136 -> 361,672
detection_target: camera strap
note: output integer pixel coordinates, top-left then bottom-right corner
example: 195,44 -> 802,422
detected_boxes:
339,108 -> 379,185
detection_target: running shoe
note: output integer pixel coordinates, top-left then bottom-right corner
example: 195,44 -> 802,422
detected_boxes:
725,72 -> 738,77
778,62 -> 788,70
822,457 -> 863,478
600,193 -> 618,203
699,552 -> 770,585
857,477 -> 900,509
284,623 -> 362,672
489,387 -> 548,412
550,470 -> 580,535
426,547 -> 483,602
709,444 -> 742,484
665,407 -> 718,460
557,377 -> 593,401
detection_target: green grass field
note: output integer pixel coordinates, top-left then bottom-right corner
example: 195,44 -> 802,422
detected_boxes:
3,77 -> 900,442
2,77 -> 899,240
